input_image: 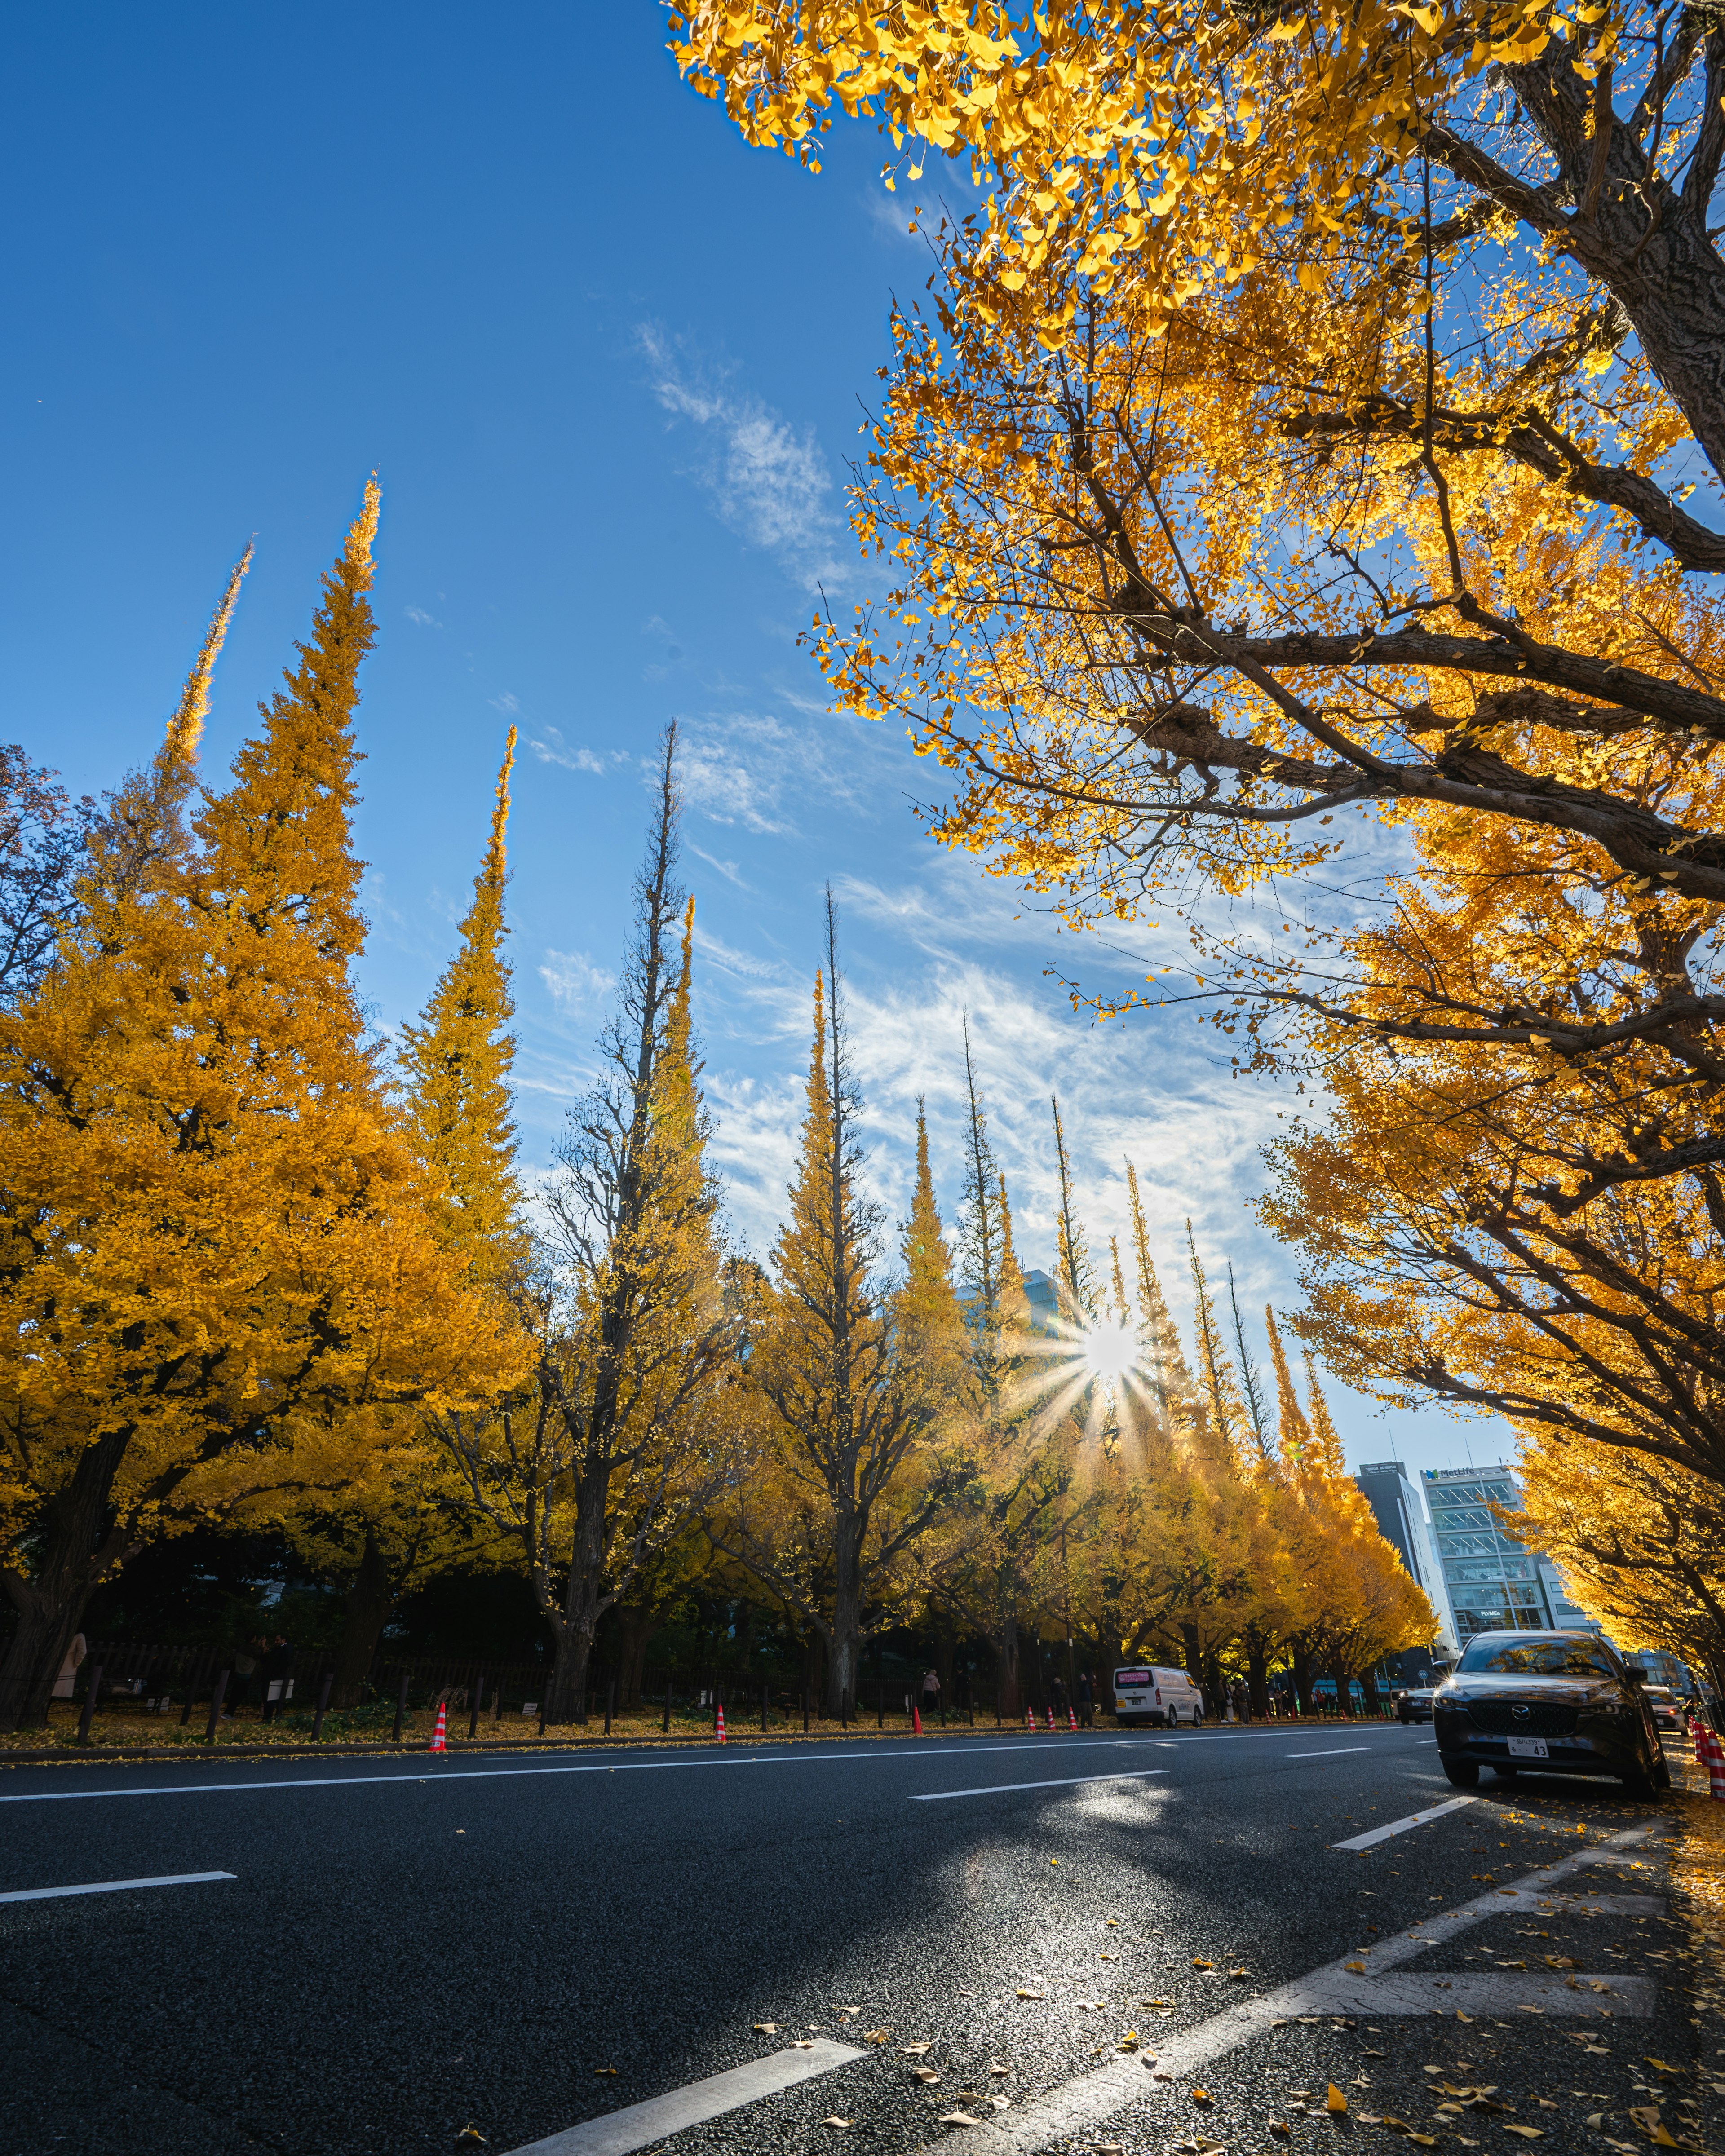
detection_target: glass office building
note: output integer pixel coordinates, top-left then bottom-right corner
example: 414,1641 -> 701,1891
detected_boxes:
1422,1463 -> 1597,1645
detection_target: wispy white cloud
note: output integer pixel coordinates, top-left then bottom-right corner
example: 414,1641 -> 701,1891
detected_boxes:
489,691 -> 520,715
689,844 -> 752,890
405,604 -> 443,628
638,325 -> 845,590
539,948 -> 615,1011
530,725 -> 607,776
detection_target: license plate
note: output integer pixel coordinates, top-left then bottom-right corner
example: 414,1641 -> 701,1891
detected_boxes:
1508,1736 -> 1549,1759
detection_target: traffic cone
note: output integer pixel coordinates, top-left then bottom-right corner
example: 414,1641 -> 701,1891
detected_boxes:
429,1701 -> 447,1754
1068,1707 -> 1078,1731
1026,1705 -> 1036,1732
913,1705 -> 923,1735
1046,1707 -> 1056,1731
1706,1725 -> 1725,1802
716,1702 -> 726,1745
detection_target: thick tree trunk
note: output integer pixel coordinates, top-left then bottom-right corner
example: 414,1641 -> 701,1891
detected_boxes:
827,1515 -> 862,1716
1332,1665 -> 1356,1719
0,1431 -> 130,1731
1292,1643 -> 1316,1717
1360,1664 -> 1383,1717
1245,1635 -> 1272,1721
995,1614 -> 1022,1717
329,1531 -> 393,1708
547,1470 -> 613,1724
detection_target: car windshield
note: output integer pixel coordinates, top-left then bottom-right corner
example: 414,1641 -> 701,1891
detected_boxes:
1457,1636 -> 1618,1679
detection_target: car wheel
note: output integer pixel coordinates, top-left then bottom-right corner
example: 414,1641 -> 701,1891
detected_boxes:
1654,1754 -> 1673,1792
1441,1757 -> 1479,1789
1398,1711 -> 1410,1724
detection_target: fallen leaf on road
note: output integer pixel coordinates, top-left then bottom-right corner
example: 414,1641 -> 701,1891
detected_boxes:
1269,2123 -> 1292,2139
988,2063 -> 1011,2076
792,2041 -> 816,2050
1193,1958 -> 1216,1970
912,2068 -> 941,2084
863,2029 -> 890,2044
1544,1956 -> 1579,1970
1100,1952 -> 1117,1961
1106,1918 -> 1120,1928
821,2119 -> 851,2130
1646,2060 -> 1682,2076
1502,2129 -> 1543,2140
456,2131 -> 487,2148
1457,2010 -> 1475,2023
1352,2074 -> 1372,2088
1588,2116 -> 1606,2130
752,2023 -> 778,2035
937,2112 -> 985,2128
1344,1961 -> 1367,1975
1016,1989 -> 1044,2000
1097,2145 -> 1125,2155
900,2042 -> 935,2055
1193,2087 -> 1214,2105
1227,1967 -> 1250,1980
1144,1997 -> 1174,2007
1327,2085 -> 1349,2116
1518,2006 -> 1546,2015
593,2067 -> 618,2077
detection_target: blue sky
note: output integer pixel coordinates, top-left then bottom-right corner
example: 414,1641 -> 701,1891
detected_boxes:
0,3 -> 1502,1475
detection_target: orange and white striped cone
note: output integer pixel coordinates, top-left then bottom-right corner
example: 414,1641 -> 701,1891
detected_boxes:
1696,1716 -> 1710,1768
1707,1725 -> 1725,1802
1026,1705 -> 1036,1733
429,1702 -> 447,1754
1046,1707 -> 1057,1731
716,1702 -> 726,1745
912,1705 -> 923,1736
1068,1707 -> 1078,1731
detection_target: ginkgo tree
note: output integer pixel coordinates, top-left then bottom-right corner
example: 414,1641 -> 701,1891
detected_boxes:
0,489 -> 520,1728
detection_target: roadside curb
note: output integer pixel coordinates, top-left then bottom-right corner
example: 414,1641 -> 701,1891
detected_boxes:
0,1719 -> 1404,1772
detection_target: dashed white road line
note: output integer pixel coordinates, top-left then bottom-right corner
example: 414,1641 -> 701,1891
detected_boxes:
902,1823 -> 1657,2155
0,1869 -> 235,1904
1288,1747 -> 1371,1759
501,2038 -> 863,2156
1332,1794 -> 1477,1851
910,1769 -> 1170,1803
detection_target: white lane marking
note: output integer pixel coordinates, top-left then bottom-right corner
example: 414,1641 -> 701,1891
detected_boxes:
0,1870 -> 235,1904
1289,1747 -> 1371,1759
0,1737 -> 1165,1806
910,1769 -> 1170,1803
500,2039 -> 862,2156
901,1822 -> 1656,2156
1332,1795 -> 1476,1851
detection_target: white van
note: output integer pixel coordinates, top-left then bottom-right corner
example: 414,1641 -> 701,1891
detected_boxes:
1113,1665 -> 1205,1728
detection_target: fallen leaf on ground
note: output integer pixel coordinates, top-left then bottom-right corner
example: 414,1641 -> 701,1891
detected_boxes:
792,2041 -> 816,2050
821,2119 -> 851,2131
1193,2088 -> 1214,2105
863,2028 -> 889,2044
1269,2124 -> 1292,2140
900,2042 -> 934,2055
1344,1961 -> 1367,1975
912,2067 -> 941,2084
593,2067 -> 617,2077
1327,2085 -> 1349,2116
1647,2060 -> 1682,2076
1015,1988 -> 1044,2000
1457,2011 -> 1475,2023
752,2023 -> 778,2035
1588,2116 -> 1606,2130
456,2132 -> 487,2148
1518,2005 -> 1546,2015
1502,2130 -> 1543,2141
936,2112 -> 985,2128
988,2063 -> 1011,2076
1106,1918 -> 1120,1927
1545,1956 -> 1579,1970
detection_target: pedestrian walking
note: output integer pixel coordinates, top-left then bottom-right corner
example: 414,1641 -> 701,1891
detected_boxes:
920,1668 -> 941,1720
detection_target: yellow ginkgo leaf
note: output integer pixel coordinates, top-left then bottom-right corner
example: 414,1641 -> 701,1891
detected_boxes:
1327,2085 -> 1349,2115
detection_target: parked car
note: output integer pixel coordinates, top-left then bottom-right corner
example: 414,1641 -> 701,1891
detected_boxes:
1641,1684 -> 1689,1738
1112,1665 -> 1205,1728
1433,1630 -> 1670,1796
1394,1686 -> 1436,1724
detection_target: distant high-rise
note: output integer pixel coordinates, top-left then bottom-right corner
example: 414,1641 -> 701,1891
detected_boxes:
1353,1461 -> 1458,1672
1421,1463 -> 1598,1646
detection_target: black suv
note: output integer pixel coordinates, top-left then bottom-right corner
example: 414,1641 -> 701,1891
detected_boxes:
1433,1630 -> 1671,1797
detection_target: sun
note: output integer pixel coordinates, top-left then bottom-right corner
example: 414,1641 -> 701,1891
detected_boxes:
1082,1318 -> 1137,1386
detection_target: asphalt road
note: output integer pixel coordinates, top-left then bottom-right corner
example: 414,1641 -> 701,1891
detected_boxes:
0,1724 -> 1715,2156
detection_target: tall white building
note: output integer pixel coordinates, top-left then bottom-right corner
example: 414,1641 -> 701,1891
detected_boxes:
1421,1462 -> 1600,1646
1353,1460 -> 1459,1666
